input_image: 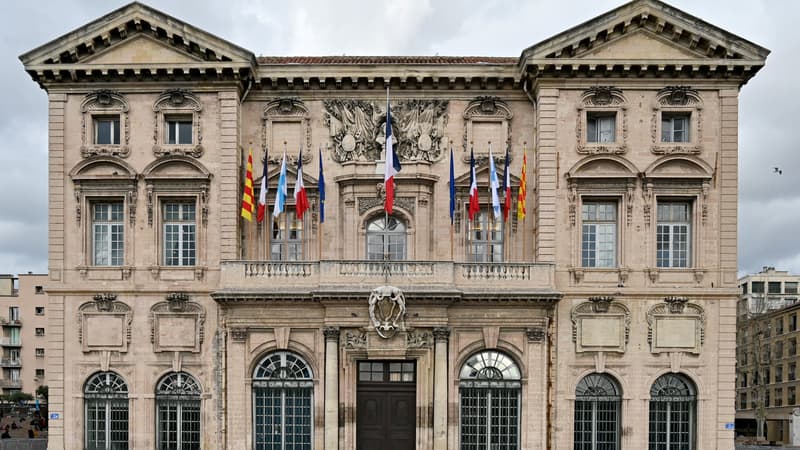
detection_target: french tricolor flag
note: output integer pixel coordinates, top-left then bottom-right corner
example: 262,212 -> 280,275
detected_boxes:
294,149 -> 310,220
257,151 -> 268,223
468,148 -> 479,221
384,92 -> 401,213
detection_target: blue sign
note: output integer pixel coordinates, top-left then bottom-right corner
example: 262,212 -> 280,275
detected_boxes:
724,423 -> 735,430
49,413 -> 60,420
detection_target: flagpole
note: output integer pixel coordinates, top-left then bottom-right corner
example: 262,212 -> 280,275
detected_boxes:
449,141 -> 454,261
385,86 -> 390,265
522,142 -> 527,262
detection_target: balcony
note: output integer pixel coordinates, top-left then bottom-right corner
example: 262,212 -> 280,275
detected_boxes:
0,318 -> 21,327
0,339 -> 21,347
218,260 -> 557,299
0,380 -> 21,389
0,359 -> 20,368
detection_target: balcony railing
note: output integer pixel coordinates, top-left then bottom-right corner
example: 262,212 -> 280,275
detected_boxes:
0,380 -> 21,389
0,359 -> 20,368
221,260 -> 556,293
0,319 -> 21,327
0,339 -> 21,347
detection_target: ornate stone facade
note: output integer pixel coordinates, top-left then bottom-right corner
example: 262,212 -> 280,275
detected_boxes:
20,1 -> 767,449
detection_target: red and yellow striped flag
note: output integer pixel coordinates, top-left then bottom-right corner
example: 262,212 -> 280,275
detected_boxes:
517,149 -> 527,221
241,148 -> 255,221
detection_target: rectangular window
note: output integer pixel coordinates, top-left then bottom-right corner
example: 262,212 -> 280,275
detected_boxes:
742,283 -> 748,295
35,348 -> 44,357
94,117 -> 121,145
35,368 -> 44,378
163,202 -> 196,266
740,392 -> 747,409
587,112 -> 616,143
752,281 -> 764,294
467,209 -> 504,262
166,116 -> 193,145
34,286 -> 43,294
790,363 -> 797,381
35,307 -> 44,316
791,314 -> 797,332
35,328 -> 45,337
8,307 -> 19,322
769,281 -> 782,294
92,202 -> 124,266
656,202 -> 691,268
766,388 -> 771,407
581,201 -> 617,268
271,208 -> 303,261
787,282 -> 798,294
776,341 -> 784,358
790,338 -> 797,356
9,369 -> 19,382
790,387 -> 796,405
661,112 -> 690,143
776,365 -> 783,383
776,318 -> 785,335
776,388 -> 784,407
741,372 -> 748,388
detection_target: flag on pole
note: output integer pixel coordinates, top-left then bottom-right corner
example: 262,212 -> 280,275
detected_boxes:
240,148 -> 255,221
488,146 -> 501,219
449,146 -> 455,225
318,146 -> 326,223
257,150 -> 268,223
517,148 -> 527,221
294,149 -> 310,220
502,147 -> 511,222
384,91 -> 401,213
468,148 -> 480,221
273,150 -> 287,218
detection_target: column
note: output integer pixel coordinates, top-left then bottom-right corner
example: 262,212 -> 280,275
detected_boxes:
324,327 -> 340,450
433,327 -> 450,450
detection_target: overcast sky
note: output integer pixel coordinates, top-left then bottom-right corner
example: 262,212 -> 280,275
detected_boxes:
2,0 -> 797,277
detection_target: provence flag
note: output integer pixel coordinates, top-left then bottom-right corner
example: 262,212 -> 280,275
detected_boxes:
240,148 -> 254,221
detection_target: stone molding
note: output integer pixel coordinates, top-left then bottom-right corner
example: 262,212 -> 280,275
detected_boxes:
80,90 -> 130,158
152,89 -> 204,158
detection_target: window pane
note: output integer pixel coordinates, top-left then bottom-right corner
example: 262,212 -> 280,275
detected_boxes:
656,202 -> 691,268
163,202 -> 196,266
582,202 -> 616,268
178,121 -> 193,145
366,215 -> 406,261
92,202 -> 124,266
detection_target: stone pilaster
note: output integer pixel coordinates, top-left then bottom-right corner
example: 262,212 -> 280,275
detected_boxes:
433,327 -> 450,450
324,327 -> 340,450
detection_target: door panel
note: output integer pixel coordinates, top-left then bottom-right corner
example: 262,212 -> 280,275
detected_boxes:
357,361 -> 416,450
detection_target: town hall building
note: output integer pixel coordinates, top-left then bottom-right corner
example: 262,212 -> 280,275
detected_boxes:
20,0 -> 768,448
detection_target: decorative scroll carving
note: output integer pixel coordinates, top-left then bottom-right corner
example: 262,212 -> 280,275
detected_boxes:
526,327 -> 546,343
229,328 -> 247,342
589,296 -> 614,313
406,331 -> 433,349
576,87 -> 628,155
262,98 -> 312,165
323,326 -> 341,341
642,181 -> 653,227
646,297 -> 705,354
150,292 -> 205,353
93,293 -> 117,312
358,196 -> 415,215
568,181 -> 577,227
152,89 -> 203,158
571,298 -> 631,353
462,96 -> 513,160
343,330 -> 367,350
650,86 -> 703,155
80,90 -> 131,158
368,286 -> 407,339
324,99 -> 449,163
77,293 -> 132,353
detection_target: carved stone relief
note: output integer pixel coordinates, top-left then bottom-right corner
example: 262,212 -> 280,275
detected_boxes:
358,196 -> 415,216
576,87 -> 628,155
78,293 -> 132,353
343,330 -> 367,350
324,99 -> 449,163
152,89 -> 204,158
406,330 -> 432,349
646,297 -> 705,355
80,90 -> 131,158
262,98 -> 313,165
368,285 -> 407,339
571,297 -> 631,353
150,292 -> 206,353
650,86 -> 703,155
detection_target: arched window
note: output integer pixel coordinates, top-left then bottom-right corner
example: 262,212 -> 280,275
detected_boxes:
84,371 -> 128,450
574,373 -> 622,450
156,372 -> 202,449
253,351 -> 313,450
649,373 -> 697,450
366,215 -> 406,260
459,350 -> 521,450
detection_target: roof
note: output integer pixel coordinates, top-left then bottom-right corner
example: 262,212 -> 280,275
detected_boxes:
257,56 -> 518,65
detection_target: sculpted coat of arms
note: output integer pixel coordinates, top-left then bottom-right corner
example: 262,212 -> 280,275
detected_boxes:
368,285 -> 407,339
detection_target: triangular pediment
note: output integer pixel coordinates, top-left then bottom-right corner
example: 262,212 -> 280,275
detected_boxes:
578,28 -> 703,60
83,34 -> 204,65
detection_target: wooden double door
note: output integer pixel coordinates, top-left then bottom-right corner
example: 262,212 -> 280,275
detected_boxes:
356,361 -> 416,450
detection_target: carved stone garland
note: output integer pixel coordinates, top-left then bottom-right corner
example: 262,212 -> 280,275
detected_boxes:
650,86 -> 703,155
324,99 -> 449,163
80,90 -> 131,158
152,89 -> 204,158
576,86 -> 628,155
262,98 -> 312,165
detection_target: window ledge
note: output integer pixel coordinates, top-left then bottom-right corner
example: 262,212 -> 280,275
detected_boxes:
576,143 -> 627,155
645,267 -> 705,285
77,265 -> 133,281
80,144 -> 130,158
153,143 -> 204,158
149,265 -> 206,281
650,143 -> 702,155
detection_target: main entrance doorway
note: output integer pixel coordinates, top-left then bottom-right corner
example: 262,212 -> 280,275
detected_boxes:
357,361 -> 416,450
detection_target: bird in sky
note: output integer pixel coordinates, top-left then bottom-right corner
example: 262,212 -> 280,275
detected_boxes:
773,167 -> 782,175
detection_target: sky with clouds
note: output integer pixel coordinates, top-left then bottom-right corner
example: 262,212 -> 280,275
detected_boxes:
2,0 -> 797,277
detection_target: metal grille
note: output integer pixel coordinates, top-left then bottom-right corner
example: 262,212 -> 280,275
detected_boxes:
648,374 -> 696,450
253,351 -> 313,450
574,373 -> 621,450
85,372 -> 129,450
156,372 -> 202,449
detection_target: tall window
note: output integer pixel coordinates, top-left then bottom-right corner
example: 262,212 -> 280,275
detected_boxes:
459,350 -> 521,450
366,216 -> 406,260
163,202 -> 196,266
8,307 -> 18,322
468,210 -> 504,262
253,351 -> 313,450
574,373 -> 622,450
85,372 -> 129,450
661,113 -> 690,143
165,116 -> 193,145
94,117 -> 121,145
156,372 -> 201,450
656,202 -> 691,268
582,201 -> 617,268
587,113 -> 616,143
271,208 -> 303,260
649,374 -> 696,450
92,202 -> 124,266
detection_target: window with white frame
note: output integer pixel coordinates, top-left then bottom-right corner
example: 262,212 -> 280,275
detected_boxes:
252,351 -> 313,450
165,115 -> 193,145
366,215 -> 407,261
574,373 -> 622,450
459,350 -> 521,450
468,209 -> 504,262
648,373 -> 696,450
85,371 -> 129,450
587,113 -> 616,143
35,348 -> 44,357
94,117 -> 121,145
661,113 -> 690,143
8,307 -> 18,322
271,208 -> 303,261
656,202 -> 691,268
582,201 -> 617,268
156,372 -> 201,450
163,202 -> 196,266
92,202 -> 124,266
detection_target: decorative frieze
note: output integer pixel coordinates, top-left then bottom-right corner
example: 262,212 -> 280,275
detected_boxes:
406,331 -> 433,349
343,331 -> 367,350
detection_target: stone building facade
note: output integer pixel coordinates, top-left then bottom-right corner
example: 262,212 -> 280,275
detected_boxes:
20,0 -> 768,449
